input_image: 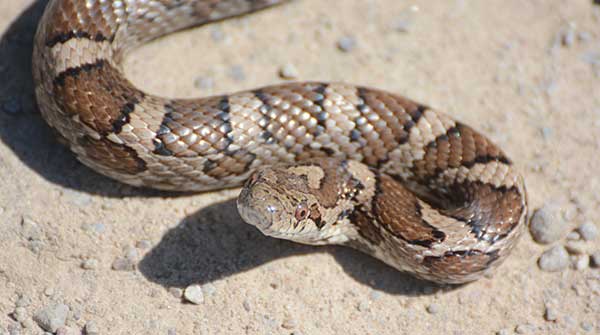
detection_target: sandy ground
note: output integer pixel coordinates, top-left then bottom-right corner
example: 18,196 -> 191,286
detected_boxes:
1,0 -> 600,334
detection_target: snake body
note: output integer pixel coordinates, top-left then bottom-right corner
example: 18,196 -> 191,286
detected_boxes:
33,0 -> 527,284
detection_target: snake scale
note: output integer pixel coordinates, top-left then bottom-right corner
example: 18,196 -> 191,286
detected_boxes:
33,0 -> 527,284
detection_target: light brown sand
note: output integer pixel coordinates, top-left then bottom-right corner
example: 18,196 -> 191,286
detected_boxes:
1,0 -> 599,334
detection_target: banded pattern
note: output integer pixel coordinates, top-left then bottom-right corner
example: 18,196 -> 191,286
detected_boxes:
33,0 -> 527,284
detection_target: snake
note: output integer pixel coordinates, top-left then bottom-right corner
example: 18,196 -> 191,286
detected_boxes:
33,0 -> 528,284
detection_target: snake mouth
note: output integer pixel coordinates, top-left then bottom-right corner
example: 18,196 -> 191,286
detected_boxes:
237,186 -> 279,232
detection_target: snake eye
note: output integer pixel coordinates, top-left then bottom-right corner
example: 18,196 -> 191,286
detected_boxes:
294,202 -> 310,221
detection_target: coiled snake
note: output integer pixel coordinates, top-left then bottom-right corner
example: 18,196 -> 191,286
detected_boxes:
33,0 -> 527,284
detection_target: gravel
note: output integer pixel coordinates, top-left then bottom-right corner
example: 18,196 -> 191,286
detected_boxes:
81,259 -> 98,270
84,321 -> 99,335
544,306 -> 558,321
12,307 -> 27,323
279,63 -> 299,79
183,285 -> 204,304
169,287 -> 183,299
565,240 -> 590,255
193,76 -> 214,90
337,36 -> 357,52
566,231 -> 581,240
426,303 -> 441,314
538,246 -> 569,272
281,317 -> 297,330
515,323 -> 536,334
33,303 -> 69,333
577,222 -> 598,241
111,257 -> 135,271
572,255 -> 589,271
529,205 -> 567,244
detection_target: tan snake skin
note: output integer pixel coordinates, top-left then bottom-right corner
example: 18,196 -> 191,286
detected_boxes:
33,0 -> 527,284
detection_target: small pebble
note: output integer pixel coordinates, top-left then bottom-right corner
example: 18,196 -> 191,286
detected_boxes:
136,239 -> 152,249
169,287 -> 183,299
33,303 -> 69,333
581,321 -> 594,332
193,76 -> 214,90
337,35 -> 357,52
426,303 -> 441,314
229,65 -> 246,81
561,24 -> 576,47
56,326 -> 79,335
496,329 -> 511,335
572,255 -> 589,270
565,240 -> 590,255
81,259 -> 98,270
590,252 -> 600,268
529,206 -> 567,244
515,323 -> 535,334
369,290 -> 382,301
538,246 -> 569,272
566,231 -> 581,240
124,247 -> 139,262
167,328 -> 177,335
20,217 -> 42,241
15,296 -> 31,308
183,285 -> 204,304
577,222 -> 598,241
13,307 -> 27,323
44,287 -> 55,296
357,300 -> 369,311
281,318 -> 297,330
111,257 -> 135,271
279,63 -> 299,79
85,321 -> 99,335
242,300 -> 251,312
544,306 -> 558,321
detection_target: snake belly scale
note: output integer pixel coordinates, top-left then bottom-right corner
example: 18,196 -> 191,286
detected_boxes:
33,0 -> 528,284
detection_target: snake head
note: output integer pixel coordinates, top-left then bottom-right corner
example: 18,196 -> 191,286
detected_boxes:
237,160 -> 353,245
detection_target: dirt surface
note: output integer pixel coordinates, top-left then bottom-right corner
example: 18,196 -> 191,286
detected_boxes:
1,0 -> 600,334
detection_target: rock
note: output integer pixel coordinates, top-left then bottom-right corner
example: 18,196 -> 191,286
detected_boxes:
169,287 -> 183,299
20,217 -> 42,241
15,296 -> 30,308
572,255 -> 589,271
529,206 -> 567,244
84,321 -> 99,335
577,222 -> 598,241
33,303 -> 69,333
515,323 -> 536,334
12,307 -> 27,323
136,240 -> 152,249
281,317 -> 297,330
56,326 -> 79,335
81,259 -> 98,270
544,306 -> 558,321
337,36 -> 357,52
566,231 -> 581,240
590,252 -> 600,268
565,240 -> 590,255
279,63 -> 299,79
111,257 -> 135,271
538,246 -> 569,272
193,76 -> 214,90
183,285 -> 204,304
426,303 -> 441,314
